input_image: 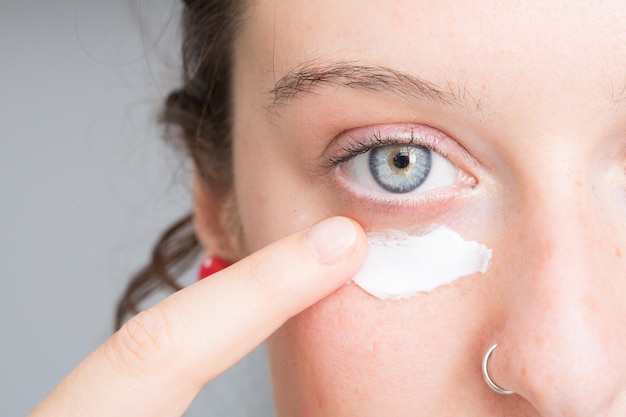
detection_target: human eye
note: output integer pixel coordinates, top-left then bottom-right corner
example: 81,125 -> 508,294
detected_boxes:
328,124 -> 476,203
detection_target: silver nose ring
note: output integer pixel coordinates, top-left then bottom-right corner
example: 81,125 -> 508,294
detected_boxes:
482,343 -> 514,395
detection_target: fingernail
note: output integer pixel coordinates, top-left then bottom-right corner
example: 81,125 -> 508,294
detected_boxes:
304,217 -> 358,264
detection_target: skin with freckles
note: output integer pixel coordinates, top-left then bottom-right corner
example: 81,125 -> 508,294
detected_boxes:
228,1 -> 626,416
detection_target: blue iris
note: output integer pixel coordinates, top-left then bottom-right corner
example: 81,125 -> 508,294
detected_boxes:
368,144 -> 432,193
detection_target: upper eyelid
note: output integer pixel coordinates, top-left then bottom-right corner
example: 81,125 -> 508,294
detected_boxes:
323,126 -> 449,169
326,135 -> 431,168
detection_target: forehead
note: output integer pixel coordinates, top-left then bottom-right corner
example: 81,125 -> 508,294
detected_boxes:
238,1 -> 626,115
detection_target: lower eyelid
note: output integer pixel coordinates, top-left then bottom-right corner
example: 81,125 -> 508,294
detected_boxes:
335,161 -> 473,206
332,167 -> 472,217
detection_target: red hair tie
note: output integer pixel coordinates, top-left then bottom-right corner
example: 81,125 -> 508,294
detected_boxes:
198,256 -> 231,280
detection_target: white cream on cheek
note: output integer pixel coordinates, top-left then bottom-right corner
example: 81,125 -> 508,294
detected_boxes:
351,226 -> 492,300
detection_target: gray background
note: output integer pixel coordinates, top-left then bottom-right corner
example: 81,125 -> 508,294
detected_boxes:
0,1 -> 273,416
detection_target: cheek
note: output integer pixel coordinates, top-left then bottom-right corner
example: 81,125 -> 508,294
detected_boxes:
267,277 -> 497,415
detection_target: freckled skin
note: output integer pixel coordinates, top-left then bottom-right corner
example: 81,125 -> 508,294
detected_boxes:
221,1 -> 626,416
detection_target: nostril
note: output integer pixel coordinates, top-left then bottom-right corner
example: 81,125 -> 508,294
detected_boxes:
500,338 -> 621,417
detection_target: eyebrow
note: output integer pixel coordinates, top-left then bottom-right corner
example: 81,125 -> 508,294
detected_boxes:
268,60 -> 479,111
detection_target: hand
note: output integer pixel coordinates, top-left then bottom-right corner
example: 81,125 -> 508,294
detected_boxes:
29,217 -> 367,417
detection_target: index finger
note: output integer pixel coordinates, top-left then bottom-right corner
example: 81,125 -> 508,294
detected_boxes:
30,217 -> 366,417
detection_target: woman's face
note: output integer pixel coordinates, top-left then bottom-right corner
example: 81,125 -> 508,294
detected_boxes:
228,1 -> 626,415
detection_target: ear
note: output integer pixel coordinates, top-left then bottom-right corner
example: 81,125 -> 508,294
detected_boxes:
192,174 -> 243,261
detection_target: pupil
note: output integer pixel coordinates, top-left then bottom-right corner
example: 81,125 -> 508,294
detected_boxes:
393,152 -> 411,169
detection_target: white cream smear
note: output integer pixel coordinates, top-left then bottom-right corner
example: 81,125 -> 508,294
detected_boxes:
352,226 -> 492,300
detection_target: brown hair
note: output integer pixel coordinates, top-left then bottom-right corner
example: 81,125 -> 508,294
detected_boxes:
115,0 -> 247,329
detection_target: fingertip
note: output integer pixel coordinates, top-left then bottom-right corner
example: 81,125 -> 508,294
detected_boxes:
303,216 -> 366,265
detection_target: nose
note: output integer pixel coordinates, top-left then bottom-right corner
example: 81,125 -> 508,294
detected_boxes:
490,179 -> 626,416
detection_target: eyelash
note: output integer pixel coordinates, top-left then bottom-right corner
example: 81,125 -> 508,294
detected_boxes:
325,130 -> 449,169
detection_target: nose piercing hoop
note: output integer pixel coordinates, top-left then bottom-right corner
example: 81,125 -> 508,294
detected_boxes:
482,344 -> 514,395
